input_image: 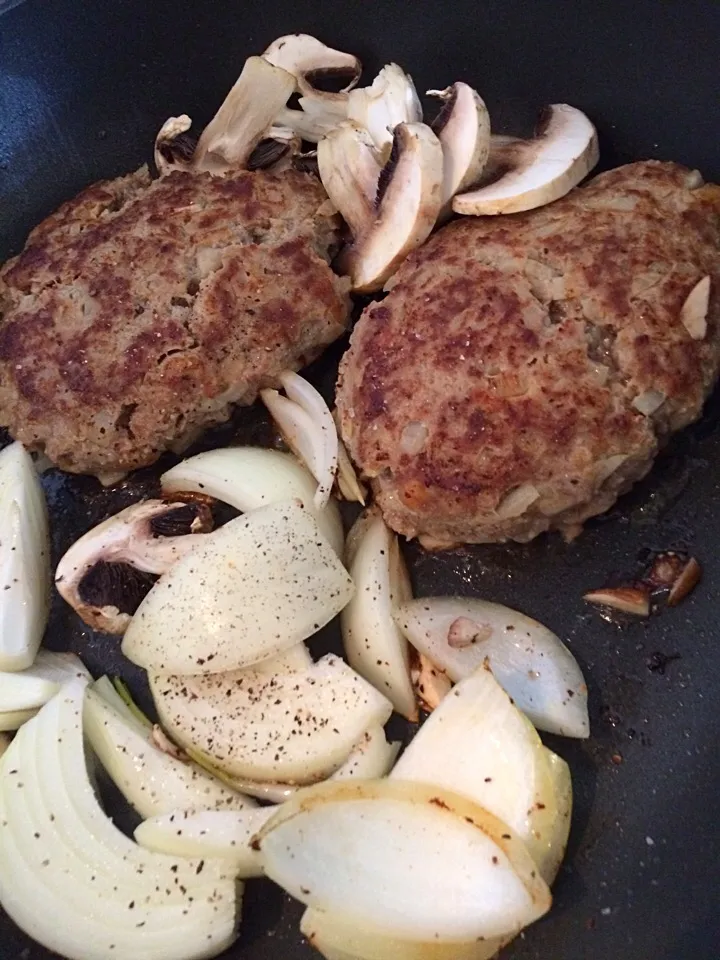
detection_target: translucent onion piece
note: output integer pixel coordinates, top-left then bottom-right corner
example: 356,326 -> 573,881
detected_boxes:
394,597 -> 589,737
260,371 -> 338,508
257,778 -> 551,942
342,511 -> 417,720
150,654 -> 393,784
122,500 -> 354,675
161,446 -> 344,556
539,748 -> 573,886
0,708 -> 37,732
85,683 -> 254,817
0,682 -> 239,960
336,436 -> 367,504
301,908 -> 506,960
0,673 -> 59,712
136,806 -> 274,879
392,663 -> 559,871
0,732 -> 9,758
0,442 -> 50,672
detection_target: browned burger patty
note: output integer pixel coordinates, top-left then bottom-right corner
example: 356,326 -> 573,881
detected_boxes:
337,161 -> 720,546
0,166 -> 350,477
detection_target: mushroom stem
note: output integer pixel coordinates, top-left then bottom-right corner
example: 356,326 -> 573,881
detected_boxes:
193,56 -> 296,174
452,104 -> 599,216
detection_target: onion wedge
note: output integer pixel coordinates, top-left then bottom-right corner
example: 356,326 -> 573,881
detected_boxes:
257,778 -> 551,942
150,654 -> 393,783
0,682 -> 239,960
136,807 -> 275,879
261,372 -> 339,508
301,909 -> 506,960
85,682 -> 254,817
0,672 -> 59,712
391,662 -> 559,873
394,597 -> 589,737
0,708 -> 37,732
189,724 -> 399,803
161,446 -> 344,556
122,500 -> 354,675
0,442 -> 50,672
341,511 -> 417,720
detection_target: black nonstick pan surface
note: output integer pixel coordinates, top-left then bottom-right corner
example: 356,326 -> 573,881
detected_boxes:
1,1 -> 720,959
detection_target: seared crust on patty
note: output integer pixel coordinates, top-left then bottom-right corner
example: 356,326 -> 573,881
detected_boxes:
0,167 -> 349,476
337,161 -> 720,545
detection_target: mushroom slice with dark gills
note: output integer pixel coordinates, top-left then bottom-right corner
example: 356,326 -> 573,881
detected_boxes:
55,500 -> 213,634
319,121 -> 444,293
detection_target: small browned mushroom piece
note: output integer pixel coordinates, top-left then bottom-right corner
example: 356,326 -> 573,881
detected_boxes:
55,501 -> 213,635
583,586 -> 651,617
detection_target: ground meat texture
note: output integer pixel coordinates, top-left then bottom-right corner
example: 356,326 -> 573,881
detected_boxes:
336,161 -> 720,546
0,167 -> 350,477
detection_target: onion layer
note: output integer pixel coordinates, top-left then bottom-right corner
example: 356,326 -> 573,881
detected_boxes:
161,446 -> 344,556
394,597 -> 589,737
0,442 -> 50,672
122,500 -> 354,675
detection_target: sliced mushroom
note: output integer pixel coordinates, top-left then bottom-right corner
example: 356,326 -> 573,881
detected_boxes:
154,115 -> 195,176
429,83 -> 491,212
55,501 -> 213,635
275,105 -> 339,143
247,126 -> 301,172
583,586 -> 651,617
452,104 -> 599,216
192,56 -> 296,174
263,34 -> 361,115
347,63 -> 423,160
680,275 -> 711,340
317,121 -> 383,235
336,122 -> 444,293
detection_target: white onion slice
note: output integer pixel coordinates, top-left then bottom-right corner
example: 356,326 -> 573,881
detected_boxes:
85,682 -> 254,817
0,682 -> 239,960
301,908 -> 506,960
122,500 -> 354,675
539,748 -> 573,886
257,778 -> 551,942
392,662 -> 559,871
197,724 -> 399,803
150,654 -> 393,783
0,672 -> 59,712
136,807 -> 275,879
342,511 -> 417,720
0,708 -> 36,732
261,371 -> 338,509
394,597 -> 589,737
0,442 -> 50,672
0,650 -> 89,713
161,446 -> 344,556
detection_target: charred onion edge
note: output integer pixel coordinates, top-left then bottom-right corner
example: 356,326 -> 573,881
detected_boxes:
583,586 -> 651,617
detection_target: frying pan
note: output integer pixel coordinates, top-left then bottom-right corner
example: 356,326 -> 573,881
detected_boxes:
1,1 -> 719,958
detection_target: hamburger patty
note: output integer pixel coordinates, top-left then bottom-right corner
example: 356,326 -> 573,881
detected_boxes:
0,167 -> 350,477
337,161 -> 720,546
